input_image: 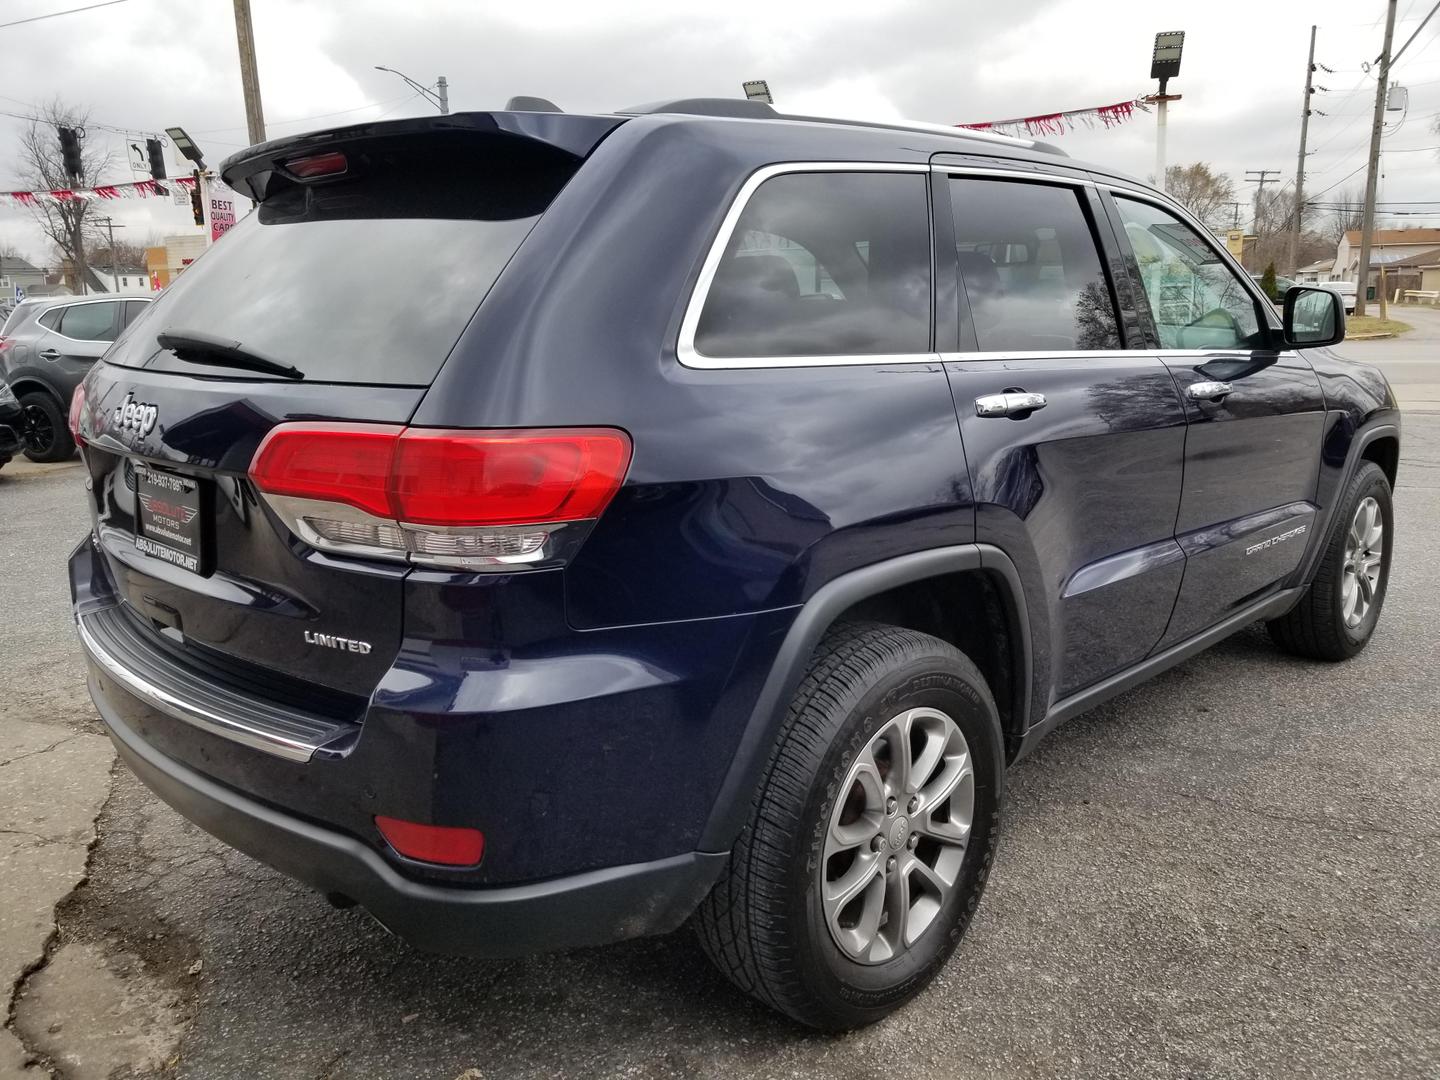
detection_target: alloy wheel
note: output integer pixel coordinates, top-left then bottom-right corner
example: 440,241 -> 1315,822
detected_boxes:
821,707 -> 974,965
1342,495 -> 1384,628
21,403 -> 55,457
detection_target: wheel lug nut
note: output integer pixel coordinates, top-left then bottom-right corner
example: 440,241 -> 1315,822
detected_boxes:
907,833 -> 919,850
885,797 -> 898,815
908,796 -> 920,814
871,836 -> 886,853
886,856 -> 897,874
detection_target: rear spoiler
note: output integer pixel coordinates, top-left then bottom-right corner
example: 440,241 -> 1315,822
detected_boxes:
220,112 -> 625,203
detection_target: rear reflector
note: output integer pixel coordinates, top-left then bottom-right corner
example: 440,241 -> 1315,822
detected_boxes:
375,816 -> 485,867
248,424 -> 632,570
285,150 -> 348,178
68,383 -> 87,447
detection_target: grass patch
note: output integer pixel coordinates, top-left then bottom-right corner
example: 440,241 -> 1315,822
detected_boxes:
1346,315 -> 1413,337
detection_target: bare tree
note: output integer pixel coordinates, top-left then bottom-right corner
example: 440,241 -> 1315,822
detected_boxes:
1321,186 -> 1366,245
1159,162 -> 1236,232
15,99 -> 115,294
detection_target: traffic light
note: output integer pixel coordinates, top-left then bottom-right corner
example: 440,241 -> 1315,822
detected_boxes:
189,171 -> 204,226
56,126 -> 82,184
146,137 -> 166,180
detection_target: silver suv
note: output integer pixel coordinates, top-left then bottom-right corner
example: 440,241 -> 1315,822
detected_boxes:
0,294 -> 152,461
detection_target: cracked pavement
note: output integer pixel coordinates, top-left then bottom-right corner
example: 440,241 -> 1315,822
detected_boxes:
0,339 -> 1436,1078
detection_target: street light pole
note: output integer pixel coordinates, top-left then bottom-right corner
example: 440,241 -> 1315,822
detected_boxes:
374,66 -> 449,114
1147,31 -> 1185,193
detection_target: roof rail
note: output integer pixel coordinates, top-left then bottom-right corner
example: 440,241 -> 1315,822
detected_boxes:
613,98 -> 1069,157
619,98 -> 778,119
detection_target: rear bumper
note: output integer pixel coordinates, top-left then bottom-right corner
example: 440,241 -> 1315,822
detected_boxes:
94,680 -> 726,957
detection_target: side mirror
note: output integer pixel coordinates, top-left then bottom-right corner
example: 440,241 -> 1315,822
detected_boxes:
1283,286 -> 1345,348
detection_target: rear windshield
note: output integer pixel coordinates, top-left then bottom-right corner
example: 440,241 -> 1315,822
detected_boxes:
105,139 -> 575,386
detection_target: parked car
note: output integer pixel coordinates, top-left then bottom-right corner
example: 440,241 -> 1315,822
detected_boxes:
0,293 -> 153,461
68,102 -> 1398,1030
1250,271 -> 1298,302
1315,279 -> 1358,314
0,378 -> 23,471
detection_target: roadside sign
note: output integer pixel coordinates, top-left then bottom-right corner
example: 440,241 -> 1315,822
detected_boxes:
128,140 -> 147,173
12,284 -> 23,303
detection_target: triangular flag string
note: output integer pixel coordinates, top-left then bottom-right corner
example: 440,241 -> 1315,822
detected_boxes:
957,98 -> 1149,139
0,175 -> 197,209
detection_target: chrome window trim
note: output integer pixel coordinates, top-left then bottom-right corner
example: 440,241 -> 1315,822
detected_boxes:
930,163 -> 1096,188
676,161 -> 934,371
39,296 -> 147,345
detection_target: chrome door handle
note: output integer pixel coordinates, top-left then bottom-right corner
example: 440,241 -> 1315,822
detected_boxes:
975,391 -> 1047,418
1186,380 -> 1233,401
39,349 -> 61,362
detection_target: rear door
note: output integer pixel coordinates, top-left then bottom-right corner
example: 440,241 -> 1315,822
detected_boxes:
1104,191 -> 1326,647
78,124 -> 596,696
936,169 -> 1188,705
37,299 -> 121,398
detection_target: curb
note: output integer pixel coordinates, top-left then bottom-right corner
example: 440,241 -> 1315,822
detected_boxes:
1345,332 -> 1397,340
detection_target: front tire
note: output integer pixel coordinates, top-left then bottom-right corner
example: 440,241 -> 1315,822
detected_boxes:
20,391 -> 74,463
694,622 -> 1005,1030
1268,461 -> 1393,660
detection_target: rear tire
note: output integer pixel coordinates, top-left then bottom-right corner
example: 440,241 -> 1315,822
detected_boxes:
20,391 -> 74,463
694,621 -> 1005,1030
1268,461 -> 1392,661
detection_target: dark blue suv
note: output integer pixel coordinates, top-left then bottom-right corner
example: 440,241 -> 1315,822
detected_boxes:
69,100 -> 1399,1030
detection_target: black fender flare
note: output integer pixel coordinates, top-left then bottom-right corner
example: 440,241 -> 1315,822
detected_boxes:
1293,415 -> 1401,589
698,543 -> 1031,852
6,371 -> 67,409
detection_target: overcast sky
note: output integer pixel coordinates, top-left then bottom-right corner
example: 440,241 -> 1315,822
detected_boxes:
2,0 -> 1438,265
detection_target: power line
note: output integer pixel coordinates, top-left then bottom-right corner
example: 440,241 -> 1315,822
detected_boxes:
0,0 -> 129,31
1390,0 -> 1440,66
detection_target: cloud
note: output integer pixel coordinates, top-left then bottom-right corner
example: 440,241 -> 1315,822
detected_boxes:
2,0 -> 1437,263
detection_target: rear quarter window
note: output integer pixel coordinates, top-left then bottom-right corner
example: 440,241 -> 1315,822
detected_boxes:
693,171 -> 932,359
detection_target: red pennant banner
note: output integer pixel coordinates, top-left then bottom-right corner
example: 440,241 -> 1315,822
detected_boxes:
958,98 -> 1147,139
0,175 -> 197,209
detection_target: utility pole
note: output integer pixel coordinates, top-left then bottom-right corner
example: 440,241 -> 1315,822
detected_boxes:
1355,0 -> 1398,318
232,0 -> 267,146
95,217 -> 125,293
1244,170 -> 1281,268
437,75 -> 449,115
1289,25 -> 1318,277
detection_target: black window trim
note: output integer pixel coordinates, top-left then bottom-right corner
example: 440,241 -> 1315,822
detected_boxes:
936,168 -> 1131,356
1098,183 -> 1286,355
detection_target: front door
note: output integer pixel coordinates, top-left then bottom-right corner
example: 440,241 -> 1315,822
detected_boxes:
935,170 -> 1189,709
1105,192 -> 1326,648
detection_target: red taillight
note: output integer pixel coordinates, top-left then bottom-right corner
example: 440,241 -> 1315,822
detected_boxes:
285,151 -> 348,179
375,816 -> 484,867
391,429 -> 633,526
249,423 -> 402,519
248,424 -> 632,569
68,384 -> 87,447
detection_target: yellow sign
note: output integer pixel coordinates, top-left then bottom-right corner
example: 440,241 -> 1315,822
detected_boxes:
1225,230 -> 1246,258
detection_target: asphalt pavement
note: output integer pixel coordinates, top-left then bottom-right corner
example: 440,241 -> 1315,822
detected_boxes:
1,331 -> 1437,1079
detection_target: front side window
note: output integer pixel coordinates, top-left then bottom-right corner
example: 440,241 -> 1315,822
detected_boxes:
58,302 -> 118,341
1113,196 -> 1264,350
948,177 -> 1120,352
694,171 -> 931,358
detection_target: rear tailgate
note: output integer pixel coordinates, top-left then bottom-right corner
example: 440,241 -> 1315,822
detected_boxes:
78,111 -> 621,701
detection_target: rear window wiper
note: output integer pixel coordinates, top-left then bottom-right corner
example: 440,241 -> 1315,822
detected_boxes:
155,330 -> 305,380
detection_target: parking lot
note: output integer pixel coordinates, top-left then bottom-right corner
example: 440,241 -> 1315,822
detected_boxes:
2,337 -> 1437,1079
